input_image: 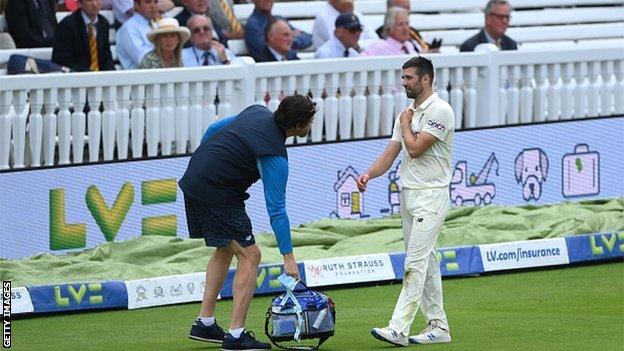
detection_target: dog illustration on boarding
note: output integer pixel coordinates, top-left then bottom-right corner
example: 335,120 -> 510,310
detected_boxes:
514,148 -> 549,201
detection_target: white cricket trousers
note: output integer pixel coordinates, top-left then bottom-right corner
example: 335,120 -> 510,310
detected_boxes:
388,187 -> 450,336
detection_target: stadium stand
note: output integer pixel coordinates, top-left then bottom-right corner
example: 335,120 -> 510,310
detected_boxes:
0,0 -> 623,64
0,0 -> 622,169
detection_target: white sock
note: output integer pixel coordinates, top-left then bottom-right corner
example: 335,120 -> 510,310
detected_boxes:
229,327 -> 245,338
198,316 -> 215,326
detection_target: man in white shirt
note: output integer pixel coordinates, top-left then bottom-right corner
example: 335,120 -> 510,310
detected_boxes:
116,0 -> 160,69
358,56 -> 454,347
315,12 -> 361,59
312,0 -> 378,49
182,15 -> 236,66
111,0 -> 134,27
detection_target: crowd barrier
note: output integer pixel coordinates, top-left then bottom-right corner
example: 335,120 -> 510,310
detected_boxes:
1,45 -> 623,169
9,232 -> 623,315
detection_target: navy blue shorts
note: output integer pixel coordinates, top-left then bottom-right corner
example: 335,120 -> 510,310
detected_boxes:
184,194 -> 255,248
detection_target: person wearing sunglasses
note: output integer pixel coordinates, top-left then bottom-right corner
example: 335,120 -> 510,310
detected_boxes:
460,0 -> 517,52
175,0 -> 228,48
182,14 -> 235,66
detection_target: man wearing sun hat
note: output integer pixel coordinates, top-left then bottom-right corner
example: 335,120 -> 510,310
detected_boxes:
315,12 -> 362,59
139,17 -> 191,68
117,0 -> 161,69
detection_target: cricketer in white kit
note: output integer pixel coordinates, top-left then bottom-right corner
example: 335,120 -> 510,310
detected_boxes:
357,56 -> 454,347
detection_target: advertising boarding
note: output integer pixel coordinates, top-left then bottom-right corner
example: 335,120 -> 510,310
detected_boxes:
1,117 -> 622,259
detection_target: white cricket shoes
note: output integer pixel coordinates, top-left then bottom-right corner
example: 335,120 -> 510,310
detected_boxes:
371,326 -> 408,347
409,320 -> 452,344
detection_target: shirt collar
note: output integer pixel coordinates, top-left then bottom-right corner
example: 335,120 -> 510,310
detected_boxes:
411,92 -> 438,111
193,45 -> 210,55
136,12 -> 152,25
81,11 -> 98,25
386,36 -> 408,49
268,47 -> 284,61
331,35 -> 347,51
484,29 -> 499,45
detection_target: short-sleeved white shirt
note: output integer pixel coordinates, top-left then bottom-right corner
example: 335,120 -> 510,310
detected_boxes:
391,92 -> 455,189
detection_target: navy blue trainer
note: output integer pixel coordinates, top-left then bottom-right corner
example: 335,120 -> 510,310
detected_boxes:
221,330 -> 271,351
188,318 -> 226,343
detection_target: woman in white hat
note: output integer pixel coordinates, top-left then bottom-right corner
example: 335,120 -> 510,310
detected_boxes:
139,18 -> 191,69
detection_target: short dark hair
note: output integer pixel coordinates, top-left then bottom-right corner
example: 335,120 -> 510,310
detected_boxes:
402,56 -> 434,85
274,94 -> 317,130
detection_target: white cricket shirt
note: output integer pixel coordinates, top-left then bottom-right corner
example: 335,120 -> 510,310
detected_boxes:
391,92 -> 455,189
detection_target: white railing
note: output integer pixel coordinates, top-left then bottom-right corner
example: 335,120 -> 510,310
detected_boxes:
1,44 -> 622,170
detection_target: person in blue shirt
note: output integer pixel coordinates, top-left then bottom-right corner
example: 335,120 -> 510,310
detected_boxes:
180,94 -> 317,351
116,0 -> 160,70
244,0 -> 312,61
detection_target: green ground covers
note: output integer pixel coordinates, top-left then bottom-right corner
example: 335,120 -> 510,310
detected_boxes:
2,198 -> 622,287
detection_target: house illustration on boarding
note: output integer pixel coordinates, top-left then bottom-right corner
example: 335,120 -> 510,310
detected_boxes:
379,161 -> 402,215
330,166 -> 366,219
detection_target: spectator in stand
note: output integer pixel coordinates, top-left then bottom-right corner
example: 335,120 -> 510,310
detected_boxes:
52,0 -> 115,71
376,0 -> 441,53
6,0 -> 58,48
110,0 -> 135,28
139,17 -> 190,68
312,0 -> 378,49
158,0 -> 175,13
362,7 -> 417,57
208,0 -> 244,39
244,0 -> 312,61
460,0 -> 517,51
176,0 -> 227,46
182,15 -> 236,66
117,0 -> 160,69
63,0 -> 80,12
254,18 -> 298,62
315,12 -> 362,59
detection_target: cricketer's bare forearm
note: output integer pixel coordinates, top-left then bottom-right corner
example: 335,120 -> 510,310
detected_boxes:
364,141 -> 402,180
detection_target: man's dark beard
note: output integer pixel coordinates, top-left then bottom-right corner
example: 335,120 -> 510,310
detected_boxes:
406,89 -> 418,99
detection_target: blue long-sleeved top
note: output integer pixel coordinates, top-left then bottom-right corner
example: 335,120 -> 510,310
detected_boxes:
244,9 -> 313,61
201,116 -> 293,255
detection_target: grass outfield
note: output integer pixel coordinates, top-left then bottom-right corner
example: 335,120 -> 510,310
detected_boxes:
12,262 -> 623,351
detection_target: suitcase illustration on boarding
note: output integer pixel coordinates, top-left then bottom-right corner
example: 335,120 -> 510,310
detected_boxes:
561,144 -> 600,198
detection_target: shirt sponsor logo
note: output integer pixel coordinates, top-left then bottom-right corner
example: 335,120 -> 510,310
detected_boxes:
427,119 -> 446,131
